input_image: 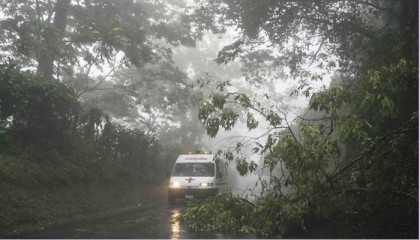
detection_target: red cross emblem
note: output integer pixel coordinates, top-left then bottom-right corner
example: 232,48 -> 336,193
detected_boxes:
185,177 -> 195,183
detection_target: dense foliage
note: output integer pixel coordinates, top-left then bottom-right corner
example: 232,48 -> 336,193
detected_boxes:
0,0 -> 206,141
181,0 -> 418,238
0,63 -> 79,151
0,63 -> 161,168
0,0 -> 197,79
0,63 -> 165,233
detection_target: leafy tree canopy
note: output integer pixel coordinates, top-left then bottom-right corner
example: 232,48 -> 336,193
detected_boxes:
187,0 -> 417,81
0,0 -> 210,142
0,0 -> 198,79
180,0 -> 418,238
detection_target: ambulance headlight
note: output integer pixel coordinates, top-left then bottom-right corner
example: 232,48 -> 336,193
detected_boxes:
170,182 -> 181,188
199,182 -> 213,187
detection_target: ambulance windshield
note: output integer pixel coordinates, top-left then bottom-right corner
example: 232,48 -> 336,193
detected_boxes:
172,162 -> 215,177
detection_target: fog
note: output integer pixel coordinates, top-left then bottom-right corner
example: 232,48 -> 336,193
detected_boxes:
169,28 -> 334,200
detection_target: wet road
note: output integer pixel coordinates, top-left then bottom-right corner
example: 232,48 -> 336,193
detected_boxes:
9,201 -> 254,239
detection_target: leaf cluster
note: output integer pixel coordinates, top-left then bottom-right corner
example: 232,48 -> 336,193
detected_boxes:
0,62 -> 80,149
179,190 -> 254,233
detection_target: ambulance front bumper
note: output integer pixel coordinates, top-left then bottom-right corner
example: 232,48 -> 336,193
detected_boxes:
168,187 -> 218,199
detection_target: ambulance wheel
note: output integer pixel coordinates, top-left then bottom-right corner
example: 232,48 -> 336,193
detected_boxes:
168,192 -> 176,205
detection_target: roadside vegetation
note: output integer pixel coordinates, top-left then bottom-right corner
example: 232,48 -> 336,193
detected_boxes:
180,0 -> 418,238
0,63 -> 169,236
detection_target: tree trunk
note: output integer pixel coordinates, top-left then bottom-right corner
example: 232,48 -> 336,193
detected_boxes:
399,0 -> 418,30
37,0 -> 71,79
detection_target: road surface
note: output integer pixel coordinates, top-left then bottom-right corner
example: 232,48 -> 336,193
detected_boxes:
7,201 -> 254,239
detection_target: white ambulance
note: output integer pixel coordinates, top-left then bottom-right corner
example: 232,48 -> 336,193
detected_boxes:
168,153 -> 228,204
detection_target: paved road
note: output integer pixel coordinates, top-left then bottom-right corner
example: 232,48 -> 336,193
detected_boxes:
8,201 -> 254,239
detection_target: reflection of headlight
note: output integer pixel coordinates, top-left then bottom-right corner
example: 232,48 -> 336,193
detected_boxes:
199,183 -> 213,187
170,182 -> 180,188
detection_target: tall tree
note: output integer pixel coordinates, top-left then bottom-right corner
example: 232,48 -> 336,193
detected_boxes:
0,0 -> 207,139
0,0 -> 197,79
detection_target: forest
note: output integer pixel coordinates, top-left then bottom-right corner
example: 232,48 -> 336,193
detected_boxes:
0,0 -> 418,238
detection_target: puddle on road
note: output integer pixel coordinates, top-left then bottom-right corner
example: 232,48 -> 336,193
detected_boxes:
170,207 -> 182,239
